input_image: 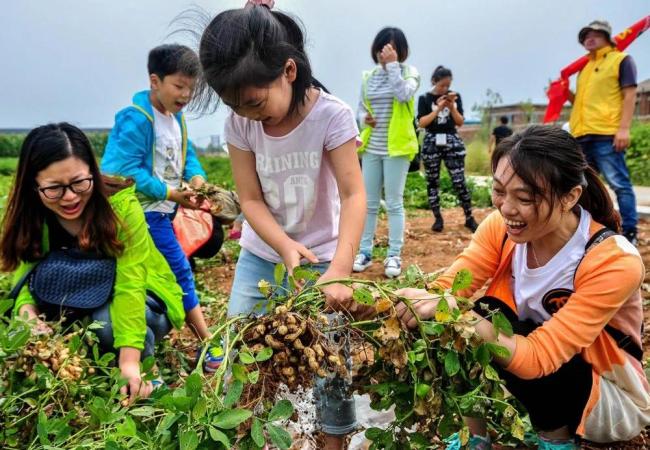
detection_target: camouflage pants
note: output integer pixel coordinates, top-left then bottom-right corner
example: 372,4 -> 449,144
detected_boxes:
421,132 -> 473,217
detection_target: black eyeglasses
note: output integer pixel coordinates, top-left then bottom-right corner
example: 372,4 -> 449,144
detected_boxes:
37,177 -> 94,200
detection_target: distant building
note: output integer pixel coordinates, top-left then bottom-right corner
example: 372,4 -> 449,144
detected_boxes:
636,78 -> 650,118
487,103 -> 571,128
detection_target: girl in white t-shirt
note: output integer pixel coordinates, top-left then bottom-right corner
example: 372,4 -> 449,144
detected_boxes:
194,4 -> 366,448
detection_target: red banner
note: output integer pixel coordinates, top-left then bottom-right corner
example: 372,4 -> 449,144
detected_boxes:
543,15 -> 650,123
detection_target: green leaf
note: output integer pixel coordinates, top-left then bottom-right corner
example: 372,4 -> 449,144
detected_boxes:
179,428 -> 199,450
268,399 -> 294,422
209,427 -> 230,448
129,406 -> 156,417
274,264 -> 286,286
444,351 -> 460,377
97,352 -> 115,367
248,370 -> 260,384
408,432 -> 431,449
172,396 -> 193,412
255,347 -> 273,362
474,344 -> 491,367
213,409 -> 252,429
185,372 -> 202,398
239,352 -> 256,365
511,415 -> 526,440
0,299 -> 14,316
486,342 -> 511,359
365,427 -> 384,441
223,380 -> 244,408
491,312 -> 514,337
193,397 -> 208,419
405,265 -> 423,284
352,288 -> 376,306
422,322 -> 444,336
415,383 -> 431,398
232,363 -> 248,382
116,416 -> 136,437
156,413 -> 180,432
141,355 -> 156,373
292,266 -> 317,282
251,418 -> 265,447
451,269 -> 473,294
484,364 -> 500,381
266,423 -> 292,450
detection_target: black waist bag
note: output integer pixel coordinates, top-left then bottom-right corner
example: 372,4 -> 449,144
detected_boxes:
11,249 -> 116,311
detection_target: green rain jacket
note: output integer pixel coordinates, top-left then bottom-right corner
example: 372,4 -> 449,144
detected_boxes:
12,186 -> 185,350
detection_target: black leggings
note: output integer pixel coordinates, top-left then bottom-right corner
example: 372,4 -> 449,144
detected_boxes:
421,132 -> 473,217
474,296 -> 593,433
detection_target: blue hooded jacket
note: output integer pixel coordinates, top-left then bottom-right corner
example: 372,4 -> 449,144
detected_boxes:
101,90 -> 206,201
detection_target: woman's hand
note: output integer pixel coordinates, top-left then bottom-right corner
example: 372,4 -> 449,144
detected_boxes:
436,96 -> 449,109
18,304 -> 53,335
378,43 -> 398,65
278,239 -> 319,275
394,288 -> 456,329
364,113 -> 377,128
119,348 -> 153,404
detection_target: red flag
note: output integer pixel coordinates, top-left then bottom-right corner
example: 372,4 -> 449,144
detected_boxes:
543,15 -> 650,123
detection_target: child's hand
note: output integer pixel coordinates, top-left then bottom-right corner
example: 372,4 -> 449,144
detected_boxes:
316,269 -> 353,309
169,189 -> 202,210
189,176 -> 205,189
279,240 -> 319,274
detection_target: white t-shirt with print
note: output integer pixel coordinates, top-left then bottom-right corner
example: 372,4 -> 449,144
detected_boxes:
512,207 -> 592,323
142,108 -> 183,213
224,90 -> 359,263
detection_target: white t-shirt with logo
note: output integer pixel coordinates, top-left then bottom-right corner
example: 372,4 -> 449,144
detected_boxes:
143,108 -> 183,213
512,207 -> 592,323
224,90 -> 359,263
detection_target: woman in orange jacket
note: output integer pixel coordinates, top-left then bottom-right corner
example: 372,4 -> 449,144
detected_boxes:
397,125 -> 649,449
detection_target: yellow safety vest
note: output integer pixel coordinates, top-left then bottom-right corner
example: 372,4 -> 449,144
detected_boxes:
358,66 -> 418,160
569,46 -> 627,138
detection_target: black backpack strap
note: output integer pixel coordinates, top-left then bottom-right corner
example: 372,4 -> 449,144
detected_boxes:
579,228 -> 643,362
604,324 -> 644,362
584,227 -> 617,252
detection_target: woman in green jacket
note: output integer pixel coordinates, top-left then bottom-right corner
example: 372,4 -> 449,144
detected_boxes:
1,123 -> 185,403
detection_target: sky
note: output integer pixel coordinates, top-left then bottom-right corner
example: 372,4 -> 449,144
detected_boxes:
1,1 -> 649,147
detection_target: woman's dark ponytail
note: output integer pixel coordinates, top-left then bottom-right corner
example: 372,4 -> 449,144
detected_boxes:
579,167 -> 621,232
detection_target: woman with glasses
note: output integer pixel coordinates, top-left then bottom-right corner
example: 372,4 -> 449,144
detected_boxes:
0,123 -> 185,404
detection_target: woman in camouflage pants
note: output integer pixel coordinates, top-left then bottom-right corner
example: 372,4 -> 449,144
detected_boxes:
417,66 -> 477,232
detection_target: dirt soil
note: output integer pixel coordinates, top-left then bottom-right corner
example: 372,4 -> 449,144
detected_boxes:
200,207 -> 650,449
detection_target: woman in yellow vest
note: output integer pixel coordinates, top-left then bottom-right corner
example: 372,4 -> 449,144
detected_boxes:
353,27 -> 419,278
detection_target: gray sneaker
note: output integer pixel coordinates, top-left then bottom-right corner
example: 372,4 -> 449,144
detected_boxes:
384,256 -> 402,278
353,253 -> 372,272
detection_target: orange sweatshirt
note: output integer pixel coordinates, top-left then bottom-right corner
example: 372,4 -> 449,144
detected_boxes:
435,211 -> 649,442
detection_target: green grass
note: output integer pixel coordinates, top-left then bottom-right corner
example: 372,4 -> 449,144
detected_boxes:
465,138 -> 491,175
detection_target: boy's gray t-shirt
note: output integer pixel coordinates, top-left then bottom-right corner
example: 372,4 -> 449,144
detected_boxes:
142,108 -> 183,213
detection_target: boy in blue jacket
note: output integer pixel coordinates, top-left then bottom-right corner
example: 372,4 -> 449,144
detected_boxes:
102,44 -> 221,371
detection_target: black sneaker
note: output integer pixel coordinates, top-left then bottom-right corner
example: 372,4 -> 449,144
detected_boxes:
464,216 -> 479,233
623,229 -> 638,246
431,215 -> 444,232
